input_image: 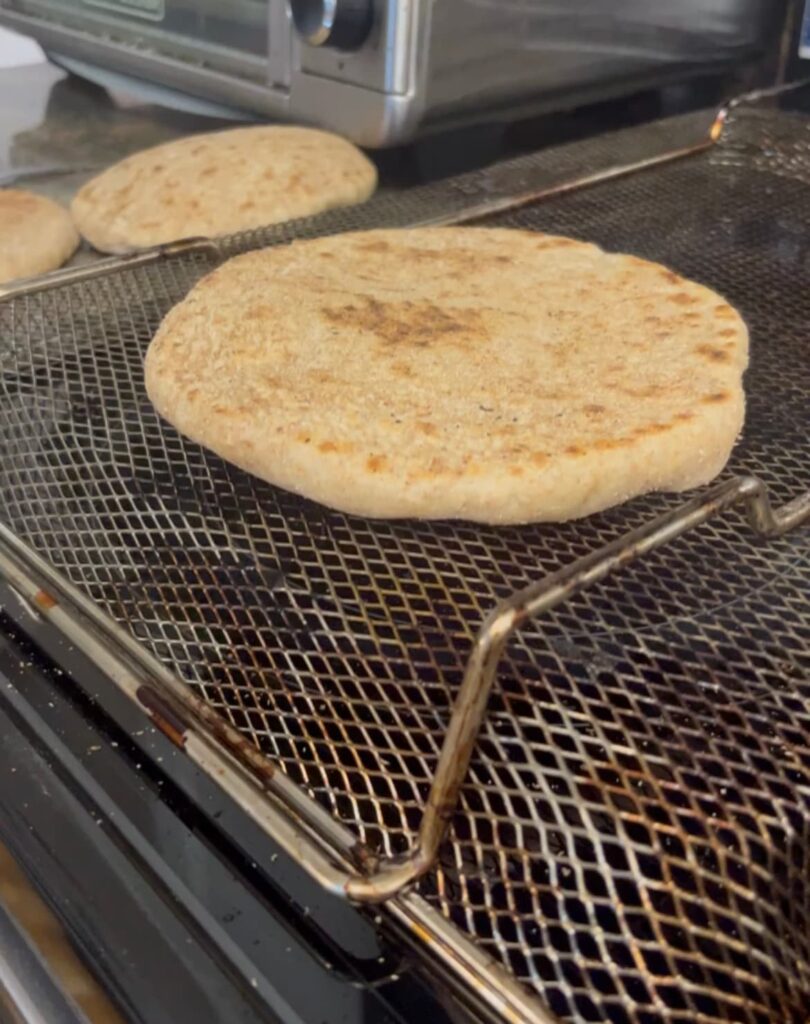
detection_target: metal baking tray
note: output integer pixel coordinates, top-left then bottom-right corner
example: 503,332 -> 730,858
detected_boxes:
0,89 -> 808,1024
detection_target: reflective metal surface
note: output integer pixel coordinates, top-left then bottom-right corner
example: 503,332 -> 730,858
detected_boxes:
0,95 -> 809,1022
0,843 -> 125,1024
0,0 -> 781,144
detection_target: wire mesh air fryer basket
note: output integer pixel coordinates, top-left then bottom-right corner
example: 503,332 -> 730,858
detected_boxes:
0,96 -> 808,1024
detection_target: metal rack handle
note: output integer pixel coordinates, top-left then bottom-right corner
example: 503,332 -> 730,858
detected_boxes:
343,475 -> 810,901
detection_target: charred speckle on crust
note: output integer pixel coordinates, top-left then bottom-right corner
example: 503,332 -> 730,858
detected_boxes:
593,437 -> 627,451
622,385 -> 665,399
695,343 -> 731,363
246,303 -> 273,320
320,296 -> 485,349
537,238 -> 579,249
356,239 -> 391,254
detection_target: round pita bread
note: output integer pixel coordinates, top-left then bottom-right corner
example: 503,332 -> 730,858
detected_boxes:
0,189 -> 79,284
71,126 -> 377,254
144,228 -> 748,524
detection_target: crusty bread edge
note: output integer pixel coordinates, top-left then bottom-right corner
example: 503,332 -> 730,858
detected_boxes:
145,349 -> 746,524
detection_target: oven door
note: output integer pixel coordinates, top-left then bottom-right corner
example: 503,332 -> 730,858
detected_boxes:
0,0 -> 279,83
0,578 -> 465,1024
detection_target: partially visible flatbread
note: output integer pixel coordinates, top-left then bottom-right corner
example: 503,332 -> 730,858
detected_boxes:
144,227 -> 748,524
71,126 -> 377,253
0,189 -> 79,284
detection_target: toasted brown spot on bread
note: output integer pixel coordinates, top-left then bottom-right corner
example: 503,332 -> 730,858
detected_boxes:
622,385 -> 666,399
539,237 -> 579,248
696,343 -> 733,363
357,239 -> 390,254
246,304 -> 273,320
703,391 -> 730,404
366,454 -> 387,472
320,296 -> 485,350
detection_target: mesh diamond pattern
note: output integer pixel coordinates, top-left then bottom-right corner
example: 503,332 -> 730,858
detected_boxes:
0,103 -> 808,1023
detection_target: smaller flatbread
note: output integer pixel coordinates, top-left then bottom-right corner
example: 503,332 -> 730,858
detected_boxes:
71,126 -> 378,253
0,189 -> 79,284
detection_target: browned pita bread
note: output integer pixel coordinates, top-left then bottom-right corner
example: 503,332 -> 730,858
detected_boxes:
71,126 -> 377,253
145,227 -> 748,523
0,189 -> 79,284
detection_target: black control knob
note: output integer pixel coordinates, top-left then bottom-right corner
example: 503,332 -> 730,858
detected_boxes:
289,0 -> 373,51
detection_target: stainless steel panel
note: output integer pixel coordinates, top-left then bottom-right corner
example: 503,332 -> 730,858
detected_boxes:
7,0 -> 271,55
423,0 -> 779,121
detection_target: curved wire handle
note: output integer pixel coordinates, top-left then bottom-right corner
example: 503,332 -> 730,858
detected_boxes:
344,476 -> 810,901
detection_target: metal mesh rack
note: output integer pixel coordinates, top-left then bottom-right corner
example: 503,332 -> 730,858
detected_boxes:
0,93 -> 808,1024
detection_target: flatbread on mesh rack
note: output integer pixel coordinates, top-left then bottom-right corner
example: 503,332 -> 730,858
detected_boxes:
0,189 -> 79,284
145,227 -> 748,524
71,125 -> 377,253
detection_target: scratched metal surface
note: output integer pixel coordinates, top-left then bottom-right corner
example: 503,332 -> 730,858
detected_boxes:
0,101 -> 809,1023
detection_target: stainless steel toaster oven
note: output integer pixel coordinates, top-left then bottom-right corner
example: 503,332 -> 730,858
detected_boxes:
0,0 -> 784,145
